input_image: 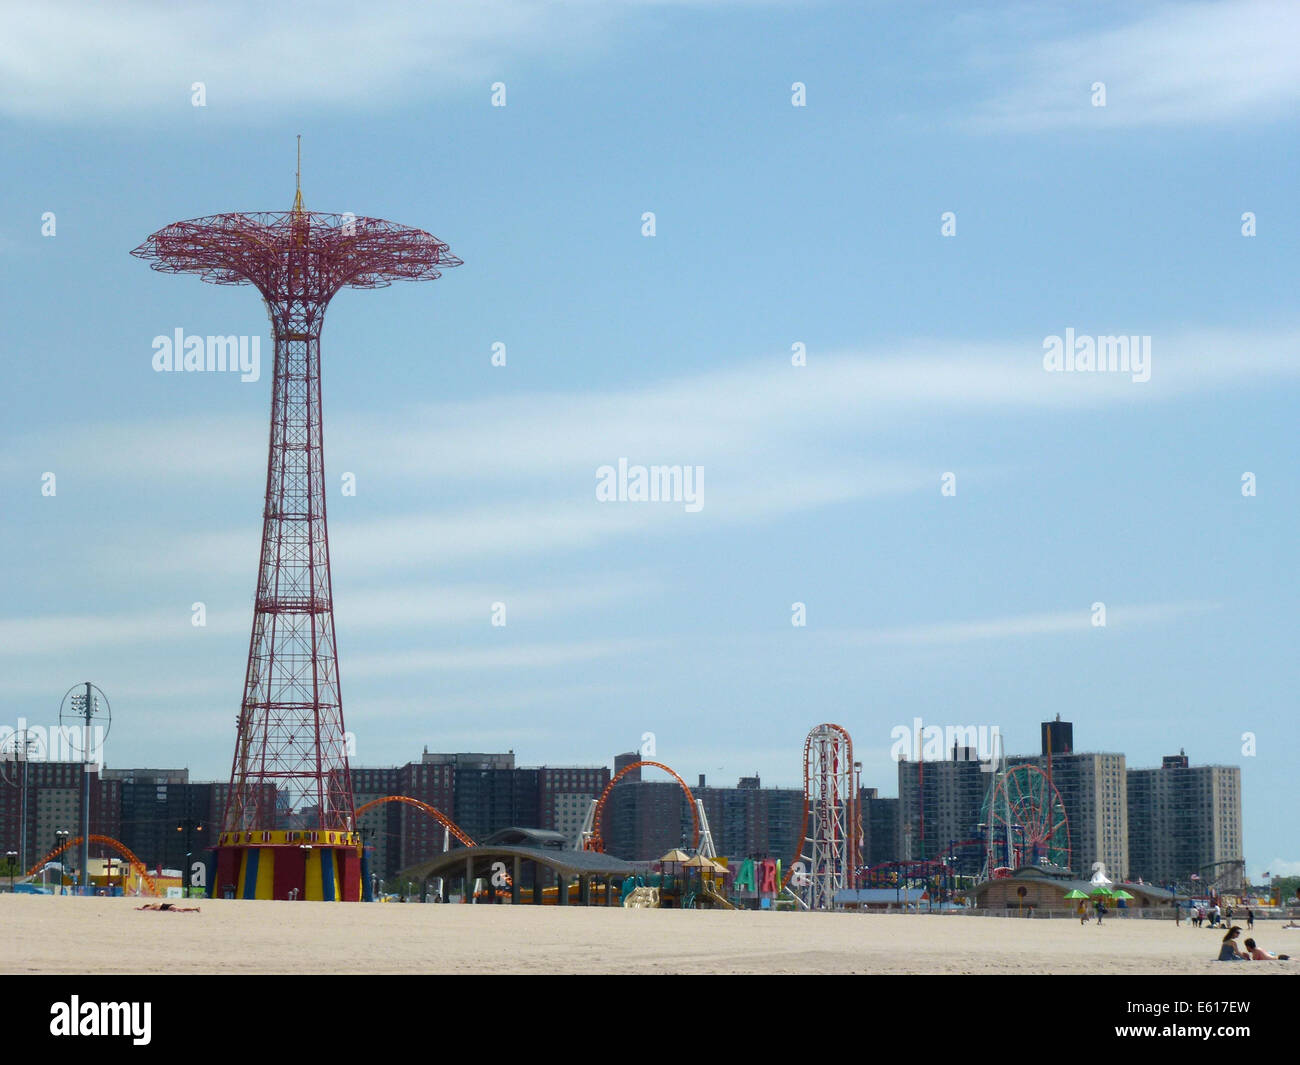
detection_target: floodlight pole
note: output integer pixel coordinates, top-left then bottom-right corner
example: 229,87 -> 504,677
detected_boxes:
80,682 -> 93,893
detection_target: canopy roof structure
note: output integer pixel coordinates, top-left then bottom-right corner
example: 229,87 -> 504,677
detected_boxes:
131,210 -> 462,299
398,827 -> 637,885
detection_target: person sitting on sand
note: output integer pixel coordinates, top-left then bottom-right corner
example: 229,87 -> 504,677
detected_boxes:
1243,938 -> 1289,961
136,902 -> 200,912
1218,926 -> 1248,961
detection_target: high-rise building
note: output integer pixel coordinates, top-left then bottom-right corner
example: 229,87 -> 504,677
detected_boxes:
1127,752 -> 1243,891
0,761 -> 120,872
347,753 -> 606,877
613,751 -> 642,782
538,766 -> 609,846
696,775 -> 803,862
350,765 -> 402,880
103,768 -> 221,872
896,747 -> 987,872
1013,733 -> 1128,881
604,780 -> 690,860
861,788 -> 899,867
604,772 -> 802,863
1041,715 -> 1073,759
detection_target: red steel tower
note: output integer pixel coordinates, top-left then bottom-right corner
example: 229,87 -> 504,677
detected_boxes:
132,155 -> 461,900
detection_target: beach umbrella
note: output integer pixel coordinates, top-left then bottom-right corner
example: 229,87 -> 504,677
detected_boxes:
1064,889 -> 1088,899
1112,889 -> 1135,900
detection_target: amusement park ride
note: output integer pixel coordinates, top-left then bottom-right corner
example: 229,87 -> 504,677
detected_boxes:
12,712 -> 1076,905
130,143 -> 462,900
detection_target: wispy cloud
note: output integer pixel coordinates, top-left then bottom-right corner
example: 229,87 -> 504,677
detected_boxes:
12,326 -> 1299,487
11,323 -> 1291,578
0,0 -> 768,122
0,576 -> 658,657
347,636 -> 664,678
967,0 -> 1300,131
829,601 -> 1219,647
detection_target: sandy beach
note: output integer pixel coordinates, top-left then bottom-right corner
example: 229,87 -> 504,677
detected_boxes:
4,895 -> 1295,974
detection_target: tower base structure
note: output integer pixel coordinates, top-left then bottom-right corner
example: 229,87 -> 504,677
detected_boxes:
213,831 -> 362,901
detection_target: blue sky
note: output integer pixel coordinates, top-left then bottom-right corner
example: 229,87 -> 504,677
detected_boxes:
0,1 -> 1296,878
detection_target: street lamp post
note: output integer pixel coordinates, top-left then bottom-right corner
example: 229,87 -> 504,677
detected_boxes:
62,682 -> 110,897
54,830 -> 69,893
1,730 -> 37,877
15,731 -> 34,878
176,818 -> 203,898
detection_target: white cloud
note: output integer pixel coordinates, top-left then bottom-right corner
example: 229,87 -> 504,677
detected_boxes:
0,0 -> 769,121
10,323 -> 1287,578
968,0 -> 1300,131
13,326 -> 1298,486
829,601 -> 1218,647
347,636 -> 663,678
0,576 -> 656,658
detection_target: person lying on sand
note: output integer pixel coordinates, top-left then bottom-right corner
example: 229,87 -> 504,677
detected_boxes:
1243,938 -> 1289,960
135,902 -> 200,912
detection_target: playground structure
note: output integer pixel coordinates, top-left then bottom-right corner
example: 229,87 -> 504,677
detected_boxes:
23,835 -> 161,896
132,145 -> 461,901
980,762 -> 1071,874
786,723 -> 861,909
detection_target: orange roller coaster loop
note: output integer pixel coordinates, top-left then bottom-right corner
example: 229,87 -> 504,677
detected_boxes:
584,760 -> 699,853
25,835 -> 162,897
354,795 -> 478,849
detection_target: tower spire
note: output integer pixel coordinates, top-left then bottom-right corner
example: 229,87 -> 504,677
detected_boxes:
293,134 -> 304,214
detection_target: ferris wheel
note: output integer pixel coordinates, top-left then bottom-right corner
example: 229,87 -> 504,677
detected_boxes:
981,763 -> 1070,872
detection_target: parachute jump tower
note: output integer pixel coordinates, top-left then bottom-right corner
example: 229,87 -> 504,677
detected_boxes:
132,144 -> 461,900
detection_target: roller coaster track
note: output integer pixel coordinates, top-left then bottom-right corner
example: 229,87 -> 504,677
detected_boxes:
354,795 -> 478,849
24,835 -> 161,897
782,723 -> 860,894
584,760 -> 700,853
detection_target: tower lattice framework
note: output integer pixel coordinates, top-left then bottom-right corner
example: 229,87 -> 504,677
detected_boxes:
800,723 -> 861,910
133,168 -> 461,899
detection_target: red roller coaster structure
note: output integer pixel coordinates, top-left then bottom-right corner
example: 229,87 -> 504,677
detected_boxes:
784,723 -> 860,908
25,835 -> 161,896
583,760 -> 699,853
354,795 -> 477,849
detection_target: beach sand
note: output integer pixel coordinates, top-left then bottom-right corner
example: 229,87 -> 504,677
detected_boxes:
5,895 -> 1297,974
